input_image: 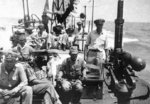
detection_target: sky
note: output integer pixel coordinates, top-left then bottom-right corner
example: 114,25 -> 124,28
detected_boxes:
0,0 -> 150,23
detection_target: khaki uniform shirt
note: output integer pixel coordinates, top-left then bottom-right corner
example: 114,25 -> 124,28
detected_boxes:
60,57 -> 85,80
0,63 -> 27,90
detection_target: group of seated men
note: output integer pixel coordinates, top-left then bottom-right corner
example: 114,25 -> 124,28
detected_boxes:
0,44 -> 87,104
1,24 -> 88,104
0,18 -> 109,104
11,21 -> 84,52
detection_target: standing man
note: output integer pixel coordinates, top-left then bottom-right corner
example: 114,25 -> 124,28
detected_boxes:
0,51 -> 32,104
73,22 -> 83,51
56,46 -> 87,104
85,19 -> 109,61
42,12 -> 52,33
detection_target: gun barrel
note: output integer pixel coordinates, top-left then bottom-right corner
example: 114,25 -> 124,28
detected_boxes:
114,0 -> 124,51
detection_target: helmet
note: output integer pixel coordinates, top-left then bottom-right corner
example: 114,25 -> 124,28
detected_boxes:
130,56 -> 146,71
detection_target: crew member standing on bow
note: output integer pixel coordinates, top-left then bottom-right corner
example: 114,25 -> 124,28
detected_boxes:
85,19 -> 109,63
56,46 -> 87,104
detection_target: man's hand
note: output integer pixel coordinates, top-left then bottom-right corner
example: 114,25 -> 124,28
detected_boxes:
82,68 -> 88,80
61,80 -> 72,91
1,89 -> 16,97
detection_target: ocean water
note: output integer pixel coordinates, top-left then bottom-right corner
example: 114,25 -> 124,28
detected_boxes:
0,17 -> 18,50
1,17 -> 150,83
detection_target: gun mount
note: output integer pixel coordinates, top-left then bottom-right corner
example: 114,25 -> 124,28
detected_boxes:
104,0 -> 148,103
114,0 -> 124,51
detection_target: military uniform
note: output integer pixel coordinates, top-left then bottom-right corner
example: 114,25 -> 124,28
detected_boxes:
86,19 -> 108,60
22,62 -> 61,104
56,46 -> 86,104
0,51 -> 33,104
60,57 -> 85,80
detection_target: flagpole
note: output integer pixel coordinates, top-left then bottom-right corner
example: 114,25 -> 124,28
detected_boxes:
26,0 -> 30,20
82,6 -> 86,51
91,0 -> 94,31
22,0 -> 26,23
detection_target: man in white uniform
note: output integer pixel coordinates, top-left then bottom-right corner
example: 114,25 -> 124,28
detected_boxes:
85,19 -> 109,61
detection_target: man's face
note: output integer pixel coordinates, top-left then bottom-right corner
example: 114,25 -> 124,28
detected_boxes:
5,59 -> 16,70
4,53 -> 17,70
19,39 -> 26,46
96,24 -> 103,34
70,54 -> 78,61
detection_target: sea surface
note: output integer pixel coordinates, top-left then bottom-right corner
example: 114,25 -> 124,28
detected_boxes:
0,17 -> 150,83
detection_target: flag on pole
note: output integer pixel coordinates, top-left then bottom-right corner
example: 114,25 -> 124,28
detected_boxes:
44,0 -> 49,12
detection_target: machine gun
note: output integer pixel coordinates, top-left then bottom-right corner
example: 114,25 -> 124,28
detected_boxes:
104,49 -> 146,95
104,0 -> 150,103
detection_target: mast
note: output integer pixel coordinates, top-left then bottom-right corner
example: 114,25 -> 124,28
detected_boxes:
84,5 -> 87,26
91,0 -> 94,31
26,0 -> 30,21
22,0 -> 30,27
22,0 -> 26,22
82,6 -> 86,51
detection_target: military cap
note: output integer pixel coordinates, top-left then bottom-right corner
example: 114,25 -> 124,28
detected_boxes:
5,50 -> 19,61
69,46 -> 78,54
15,29 -> 25,35
94,19 -> 105,25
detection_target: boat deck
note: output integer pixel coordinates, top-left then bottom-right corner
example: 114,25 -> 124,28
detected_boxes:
34,49 -> 118,104
80,83 -> 117,104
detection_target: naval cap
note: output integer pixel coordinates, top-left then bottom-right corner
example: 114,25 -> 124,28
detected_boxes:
94,19 -> 105,25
